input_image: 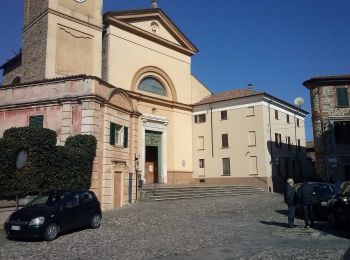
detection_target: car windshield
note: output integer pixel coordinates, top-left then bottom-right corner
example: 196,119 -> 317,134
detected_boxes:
27,194 -> 61,207
313,184 -> 338,197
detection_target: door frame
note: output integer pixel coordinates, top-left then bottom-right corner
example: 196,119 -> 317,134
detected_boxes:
141,114 -> 168,184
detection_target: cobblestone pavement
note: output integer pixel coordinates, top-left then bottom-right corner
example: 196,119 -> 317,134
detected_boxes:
0,193 -> 349,259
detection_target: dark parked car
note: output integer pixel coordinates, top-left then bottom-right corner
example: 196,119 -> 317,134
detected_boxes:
295,182 -> 340,219
327,184 -> 350,228
4,190 -> 102,241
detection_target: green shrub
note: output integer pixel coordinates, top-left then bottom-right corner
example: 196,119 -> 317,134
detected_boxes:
0,128 -> 97,200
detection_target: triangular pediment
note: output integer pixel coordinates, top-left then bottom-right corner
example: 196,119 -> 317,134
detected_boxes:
104,9 -> 198,56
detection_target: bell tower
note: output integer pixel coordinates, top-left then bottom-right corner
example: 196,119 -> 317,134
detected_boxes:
22,0 -> 103,82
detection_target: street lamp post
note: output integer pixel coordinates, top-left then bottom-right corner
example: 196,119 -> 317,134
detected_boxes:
294,97 -> 304,180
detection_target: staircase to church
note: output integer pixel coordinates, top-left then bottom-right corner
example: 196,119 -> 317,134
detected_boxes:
139,185 -> 267,202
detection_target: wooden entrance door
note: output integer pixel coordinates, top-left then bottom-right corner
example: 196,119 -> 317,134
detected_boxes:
145,146 -> 158,184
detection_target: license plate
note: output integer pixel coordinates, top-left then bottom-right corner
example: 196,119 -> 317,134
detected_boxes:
11,225 -> 21,231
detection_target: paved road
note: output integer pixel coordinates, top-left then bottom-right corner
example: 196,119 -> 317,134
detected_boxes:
0,193 -> 349,259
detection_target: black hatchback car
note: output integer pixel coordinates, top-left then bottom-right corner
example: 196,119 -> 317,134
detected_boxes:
327,184 -> 350,228
295,182 -> 340,219
4,190 -> 102,241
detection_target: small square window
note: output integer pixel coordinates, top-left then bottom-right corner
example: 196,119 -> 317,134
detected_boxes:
336,88 -> 349,107
195,114 -> 206,123
29,115 -> 44,128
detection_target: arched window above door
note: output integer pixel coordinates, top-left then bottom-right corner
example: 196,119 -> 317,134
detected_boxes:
138,77 -> 167,96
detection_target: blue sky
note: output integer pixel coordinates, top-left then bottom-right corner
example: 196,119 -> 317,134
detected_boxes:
1,0 -> 350,141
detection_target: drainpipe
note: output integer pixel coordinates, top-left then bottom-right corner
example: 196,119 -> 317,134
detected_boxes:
268,99 -> 274,192
210,104 -> 214,158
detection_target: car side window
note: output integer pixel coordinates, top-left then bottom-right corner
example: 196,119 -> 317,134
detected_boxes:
65,194 -> 79,209
79,192 -> 93,205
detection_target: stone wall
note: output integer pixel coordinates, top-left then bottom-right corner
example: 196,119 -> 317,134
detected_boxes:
309,85 -> 350,181
22,15 -> 48,83
24,0 -> 49,27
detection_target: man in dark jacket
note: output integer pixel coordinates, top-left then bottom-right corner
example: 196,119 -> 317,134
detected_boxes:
299,181 -> 315,228
284,178 -> 296,228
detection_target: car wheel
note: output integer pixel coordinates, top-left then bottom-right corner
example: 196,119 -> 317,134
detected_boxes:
327,212 -> 339,229
90,213 -> 102,229
44,223 -> 59,241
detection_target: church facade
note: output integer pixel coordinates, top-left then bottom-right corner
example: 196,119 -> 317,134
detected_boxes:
0,0 -> 211,210
0,0 -> 308,209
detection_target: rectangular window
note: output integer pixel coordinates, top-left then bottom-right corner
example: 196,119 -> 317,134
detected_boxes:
247,106 -> 255,116
222,158 -> 231,176
110,122 -> 127,146
275,110 -> 279,120
297,139 -> 301,151
336,88 -> 349,107
195,114 -> 206,123
29,115 -> 44,128
221,110 -> 228,120
286,136 -> 291,150
334,121 -> 350,144
248,131 -> 257,146
297,118 -> 300,127
198,136 -> 204,150
250,156 -> 258,175
199,159 -> 205,168
286,114 -> 290,124
275,133 -> 282,148
222,134 -> 229,148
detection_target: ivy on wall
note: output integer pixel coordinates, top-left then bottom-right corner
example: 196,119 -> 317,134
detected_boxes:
0,127 -> 97,200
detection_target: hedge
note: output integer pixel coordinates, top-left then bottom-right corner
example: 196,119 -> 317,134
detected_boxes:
0,128 -> 97,200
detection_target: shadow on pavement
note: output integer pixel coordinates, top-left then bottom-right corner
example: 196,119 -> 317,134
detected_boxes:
269,210 -> 350,240
260,220 -> 291,228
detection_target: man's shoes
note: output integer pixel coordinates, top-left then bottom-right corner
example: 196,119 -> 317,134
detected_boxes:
288,224 -> 296,228
304,225 -> 310,229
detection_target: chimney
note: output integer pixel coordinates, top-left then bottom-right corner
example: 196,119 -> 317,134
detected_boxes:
247,83 -> 253,91
151,0 -> 159,8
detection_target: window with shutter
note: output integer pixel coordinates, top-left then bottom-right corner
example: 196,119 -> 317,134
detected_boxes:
336,88 -> 349,107
29,115 -> 44,128
110,122 -> 116,145
110,123 -> 124,146
123,126 -> 129,148
222,158 -> 231,176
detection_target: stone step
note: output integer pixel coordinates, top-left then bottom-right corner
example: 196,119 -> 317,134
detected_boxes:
141,186 -> 266,193
146,189 -> 265,196
149,190 -> 266,199
139,185 -> 267,202
142,185 -> 264,190
152,192 -> 261,202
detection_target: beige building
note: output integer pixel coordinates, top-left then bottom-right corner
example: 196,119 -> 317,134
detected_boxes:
0,0 -> 310,208
0,0 -> 211,210
192,88 -> 309,192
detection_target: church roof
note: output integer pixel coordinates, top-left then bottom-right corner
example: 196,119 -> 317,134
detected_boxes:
195,88 -> 262,105
104,8 -> 198,56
